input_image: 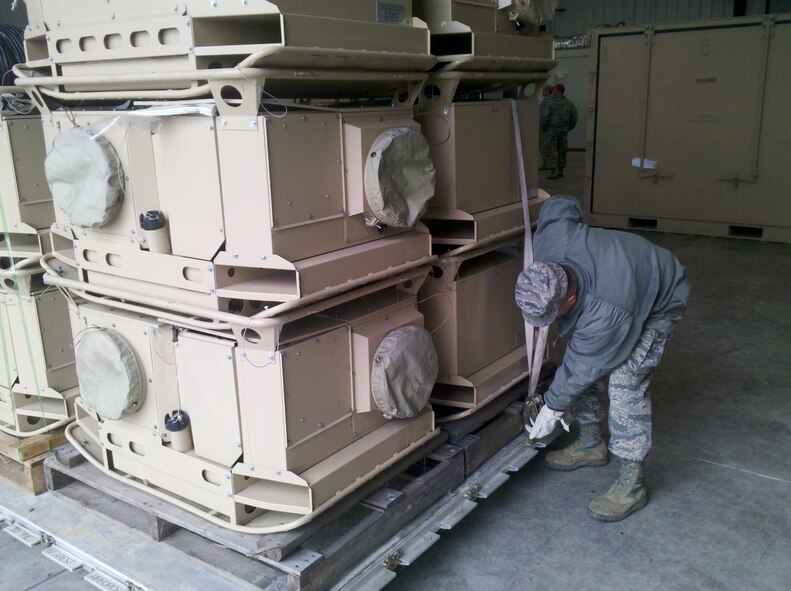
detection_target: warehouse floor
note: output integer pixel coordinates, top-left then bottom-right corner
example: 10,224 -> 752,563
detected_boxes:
1,152 -> 790,591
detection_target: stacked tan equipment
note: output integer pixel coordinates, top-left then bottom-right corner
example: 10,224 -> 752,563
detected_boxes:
585,14 -> 791,243
0,86 -> 78,438
17,0 -> 442,533
412,0 -> 556,420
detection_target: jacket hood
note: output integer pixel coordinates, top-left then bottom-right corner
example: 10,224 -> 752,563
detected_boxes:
534,195 -> 584,263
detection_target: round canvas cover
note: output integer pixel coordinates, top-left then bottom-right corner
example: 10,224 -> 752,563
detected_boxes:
76,330 -> 143,420
371,325 -> 438,419
45,126 -> 125,228
364,127 -> 435,228
514,0 -> 558,25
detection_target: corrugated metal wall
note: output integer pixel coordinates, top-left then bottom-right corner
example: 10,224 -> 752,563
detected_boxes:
547,0 -> 773,37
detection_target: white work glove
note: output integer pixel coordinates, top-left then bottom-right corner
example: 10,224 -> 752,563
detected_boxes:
526,405 -> 570,440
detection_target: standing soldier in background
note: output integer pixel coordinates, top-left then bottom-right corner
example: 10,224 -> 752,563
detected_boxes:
541,83 -> 578,180
538,83 -> 554,170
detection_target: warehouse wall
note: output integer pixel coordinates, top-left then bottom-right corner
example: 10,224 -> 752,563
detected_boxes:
547,0 -> 775,37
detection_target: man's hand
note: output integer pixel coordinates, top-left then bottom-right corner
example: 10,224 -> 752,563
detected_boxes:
526,405 -> 569,440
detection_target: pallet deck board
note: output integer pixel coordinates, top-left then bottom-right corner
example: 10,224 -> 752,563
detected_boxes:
0,429 -> 68,463
0,452 -> 49,495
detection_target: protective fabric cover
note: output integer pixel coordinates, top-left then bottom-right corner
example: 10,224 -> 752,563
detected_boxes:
371,325 -> 438,419
364,128 -> 435,228
45,126 -> 125,228
514,0 -> 558,25
75,329 -> 142,420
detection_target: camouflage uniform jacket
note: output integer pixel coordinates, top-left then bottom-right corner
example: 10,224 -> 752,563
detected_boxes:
534,196 -> 690,411
541,95 -> 578,134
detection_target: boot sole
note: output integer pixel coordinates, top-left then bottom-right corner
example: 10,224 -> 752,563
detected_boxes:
545,455 -> 609,472
587,494 -> 649,523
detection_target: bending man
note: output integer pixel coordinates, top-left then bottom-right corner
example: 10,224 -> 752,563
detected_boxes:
515,195 -> 690,522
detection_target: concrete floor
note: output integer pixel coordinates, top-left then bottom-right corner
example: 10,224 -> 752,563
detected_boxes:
2,152 -> 790,591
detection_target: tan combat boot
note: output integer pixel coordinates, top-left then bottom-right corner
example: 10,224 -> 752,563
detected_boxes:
588,459 -> 648,522
547,168 -> 559,179
545,422 -> 608,471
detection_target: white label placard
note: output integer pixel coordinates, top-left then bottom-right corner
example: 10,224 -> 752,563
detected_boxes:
85,570 -> 126,591
3,523 -> 41,547
43,546 -> 84,572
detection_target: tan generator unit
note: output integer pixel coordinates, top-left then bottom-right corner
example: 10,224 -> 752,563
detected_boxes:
0,250 -> 78,436
21,0 -> 434,88
0,108 -> 78,437
585,15 -> 791,243
41,105 -> 435,309
59,268 -> 438,531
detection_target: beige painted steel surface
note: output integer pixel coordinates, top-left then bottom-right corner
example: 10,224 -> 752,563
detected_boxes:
22,0 -> 434,87
413,0 -> 555,71
419,98 -> 540,245
63,272 -> 438,530
421,237 -> 528,415
585,15 -> 791,242
0,114 -> 52,233
41,107 -> 434,305
0,111 -> 78,437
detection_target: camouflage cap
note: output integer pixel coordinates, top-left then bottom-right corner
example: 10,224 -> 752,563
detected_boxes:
515,262 -> 568,327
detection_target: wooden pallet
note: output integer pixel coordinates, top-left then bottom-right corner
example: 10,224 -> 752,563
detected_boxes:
0,428 -> 68,495
0,428 -> 68,463
42,375 -> 548,591
0,451 -> 49,495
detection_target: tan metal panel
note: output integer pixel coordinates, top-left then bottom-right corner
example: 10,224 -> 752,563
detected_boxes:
3,116 -> 53,230
0,301 -> 19,389
267,112 -> 344,228
454,251 -> 523,377
281,325 -> 353,445
235,345 -> 288,468
5,296 -> 46,390
74,238 -> 216,294
76,304 -> 174,434
101,418 -> 236,516
32,290 -> 77,392
50,113 -> 161,246
174,332 -> 242,467
215,117 -> 274,265
153,116 -> 225,260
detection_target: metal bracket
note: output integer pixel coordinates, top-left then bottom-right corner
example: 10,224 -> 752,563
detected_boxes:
638,171 -> 674,184
717,175 -> 756,188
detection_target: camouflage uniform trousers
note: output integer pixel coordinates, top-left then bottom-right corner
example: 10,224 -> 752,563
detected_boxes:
569,313 -> 683,461
539,131 -> 553,168
543,132 -> 569,170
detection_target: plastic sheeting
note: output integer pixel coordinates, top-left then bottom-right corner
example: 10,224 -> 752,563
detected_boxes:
45,126 -> 125,228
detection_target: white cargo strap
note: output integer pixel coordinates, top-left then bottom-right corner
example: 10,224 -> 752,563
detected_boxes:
511,99 -> 549,400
